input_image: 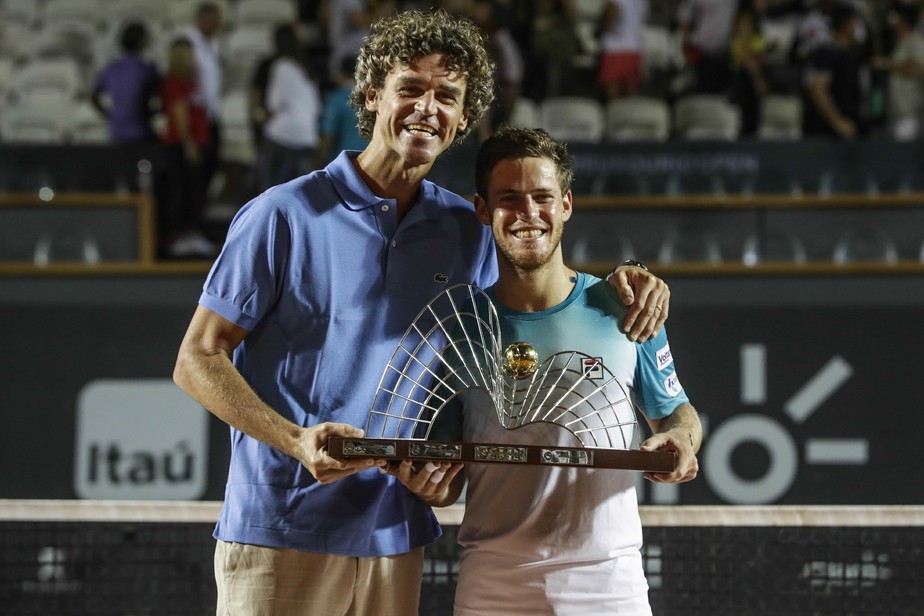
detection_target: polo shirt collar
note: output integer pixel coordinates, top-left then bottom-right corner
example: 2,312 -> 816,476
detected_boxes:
327,151 -> 443,221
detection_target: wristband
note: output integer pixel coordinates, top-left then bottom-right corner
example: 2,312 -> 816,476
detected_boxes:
606,259 -> 649,282
620,259 -> 649,272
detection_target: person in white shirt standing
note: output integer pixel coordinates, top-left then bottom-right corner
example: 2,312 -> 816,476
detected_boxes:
257,23 -> 322,190
181,1 -> 224,252
676,0 -> 737,93
874,3 -> 924,140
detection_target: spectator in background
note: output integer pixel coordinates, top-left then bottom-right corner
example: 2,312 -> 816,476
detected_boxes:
318,55 -> 368,165
91,21 -> 161,144
327,0 -> 369,80
257,24 -> 323,190
596,0 -> 648,100
873,3 -> 924,140
676,0 -> 738,93
526,0 -> 584,99
327,0 -> 397,83
729,0 -> 771,135
183,3 -> 224,208
795,0 -> 836,61
471,0 -> 525,137
296,0 -> 328,47
158,38 -> 216,259
248,39 -> 281,155
803,2 -> 866,138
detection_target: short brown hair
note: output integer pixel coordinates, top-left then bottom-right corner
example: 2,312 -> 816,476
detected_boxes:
349,8 -> 495,145
475,126 -> 574,198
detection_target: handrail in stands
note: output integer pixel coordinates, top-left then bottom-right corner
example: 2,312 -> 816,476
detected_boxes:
1,191 -> 923,276
0,191 -> 156,266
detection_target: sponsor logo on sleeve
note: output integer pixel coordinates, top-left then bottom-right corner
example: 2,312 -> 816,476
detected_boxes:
583,357 -> 604,379
663,371 -> 683,398
656,343 -> 673,371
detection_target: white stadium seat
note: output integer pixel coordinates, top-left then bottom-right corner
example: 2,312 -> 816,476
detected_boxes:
539,96 -> 606,142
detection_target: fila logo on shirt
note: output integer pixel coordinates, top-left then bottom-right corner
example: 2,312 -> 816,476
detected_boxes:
656,343 -> 673,371
583,357 -> 604,379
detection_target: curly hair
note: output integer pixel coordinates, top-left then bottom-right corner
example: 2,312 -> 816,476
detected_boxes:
475,126 -> 574,199
349,8 -> 496,145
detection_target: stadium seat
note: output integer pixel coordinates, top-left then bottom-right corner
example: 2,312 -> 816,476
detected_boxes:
658,228 -> 723,264
220,90 -> 255,165
605,96 -> 671,141
569,230 -> 636,265
641,24 -> 681,74
539,96 -> 605,142
33,233 -> 103,266
741,230 -> 807,266
603,171 -> 681,196
507,97 -> 540,129
165,0 -> 198,28
30,23 -> 98,66
221,25 -> 273,91
572,0 -> 608,57
673,95 -> 741,140
758,95 -> 802,140
761,18 -> 797,66
832,229 -> 899,265
107,0 -> 168,28
234,0 -> 298,28
1,0 -> 41,28
160,0 -> 232,29
97,19 -> 166,72
815,165 -> 873,196
676,173 -> 727,196
1,98 -> 71,144
0,57 -> 14,103
68,99 -> 109,144
0,22 -> 32,61
42,0 -> 104,32
10,57 -> 84,102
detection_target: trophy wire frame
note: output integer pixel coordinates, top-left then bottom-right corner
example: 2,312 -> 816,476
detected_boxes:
327,284 -> 676,472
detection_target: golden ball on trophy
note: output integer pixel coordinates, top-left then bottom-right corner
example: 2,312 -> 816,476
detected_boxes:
503,341 -> 539,378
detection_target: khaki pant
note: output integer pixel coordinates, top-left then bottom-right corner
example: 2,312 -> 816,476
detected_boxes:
215,540 -> 424,616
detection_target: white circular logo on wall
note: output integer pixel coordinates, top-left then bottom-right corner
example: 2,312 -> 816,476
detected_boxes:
703,344 -> 866,504
74,379 -> 208,500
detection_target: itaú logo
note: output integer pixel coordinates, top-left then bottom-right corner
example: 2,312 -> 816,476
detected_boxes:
74,379 -> 209,500
703,344 -> 866,504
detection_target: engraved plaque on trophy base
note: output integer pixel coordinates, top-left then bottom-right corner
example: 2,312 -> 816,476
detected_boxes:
327,437 -> 676,472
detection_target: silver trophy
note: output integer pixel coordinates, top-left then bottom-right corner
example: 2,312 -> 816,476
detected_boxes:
328,284 -> 675,471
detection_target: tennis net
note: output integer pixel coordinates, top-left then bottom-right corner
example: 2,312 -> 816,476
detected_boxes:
1,501 -> 922,615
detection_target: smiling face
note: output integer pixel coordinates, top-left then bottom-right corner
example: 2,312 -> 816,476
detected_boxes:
476,156 -> 573,272
364,53 -> 469,169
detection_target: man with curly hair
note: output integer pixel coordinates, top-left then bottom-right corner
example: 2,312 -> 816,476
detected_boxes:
174,9 -> 671,615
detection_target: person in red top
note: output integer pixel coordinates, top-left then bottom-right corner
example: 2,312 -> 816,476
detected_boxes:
158,38 -> 216,258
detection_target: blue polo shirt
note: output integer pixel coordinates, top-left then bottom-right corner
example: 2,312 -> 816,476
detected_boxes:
200,150 -> 497,556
